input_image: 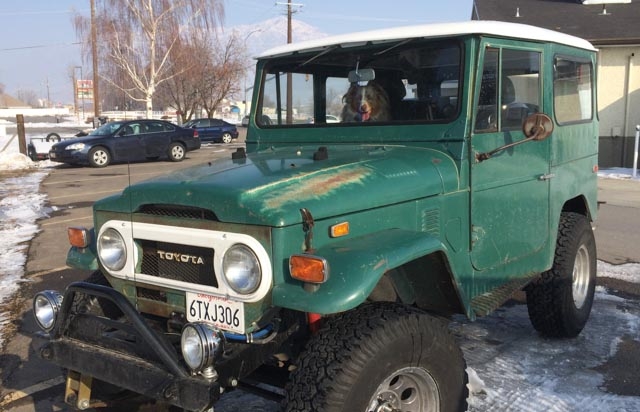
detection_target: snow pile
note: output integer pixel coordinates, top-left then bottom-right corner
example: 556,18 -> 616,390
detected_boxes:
599,260 -> 640,283
0,170 -> 51,345
0,152 -> 37,170
598,167 -> 640,182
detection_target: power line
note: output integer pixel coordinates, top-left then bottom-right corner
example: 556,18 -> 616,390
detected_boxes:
0,9 -> 89,17
0,42 -> 81,52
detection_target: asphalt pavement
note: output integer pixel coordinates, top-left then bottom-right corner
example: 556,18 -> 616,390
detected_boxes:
596,177 -> 640,264
0,133 -> 639,411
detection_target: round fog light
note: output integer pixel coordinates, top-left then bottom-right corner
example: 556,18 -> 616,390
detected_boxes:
181,323 -> 224,372
33,290 -> 63,332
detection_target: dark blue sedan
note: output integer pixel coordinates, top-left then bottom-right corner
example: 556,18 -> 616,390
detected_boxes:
48,119 -> 201,167
182,118 -> 239,143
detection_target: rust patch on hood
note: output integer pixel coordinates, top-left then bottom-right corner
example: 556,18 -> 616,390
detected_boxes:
245,164 -> 372,211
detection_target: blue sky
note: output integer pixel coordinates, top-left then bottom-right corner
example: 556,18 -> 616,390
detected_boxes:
0,0 -> 473,105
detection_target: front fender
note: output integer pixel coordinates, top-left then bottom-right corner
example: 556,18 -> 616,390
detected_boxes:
272,228 -> 448,314
66,228 -> 99,270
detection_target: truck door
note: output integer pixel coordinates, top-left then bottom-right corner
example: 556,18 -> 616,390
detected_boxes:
470,44 -> 550,271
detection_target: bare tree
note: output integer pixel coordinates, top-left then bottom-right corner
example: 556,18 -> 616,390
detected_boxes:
154,38 -> 204,123
198,31 -> 247,118
156,30 -> 248,123
75,0 -> 224,118
15,89 -> 39,107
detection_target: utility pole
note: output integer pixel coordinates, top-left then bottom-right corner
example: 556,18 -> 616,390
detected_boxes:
276,1 -> 303,124
91,0 -> 100,120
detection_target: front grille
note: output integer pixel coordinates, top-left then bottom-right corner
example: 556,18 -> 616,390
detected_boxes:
139,240 -> 218,287
137,204 -> 218,221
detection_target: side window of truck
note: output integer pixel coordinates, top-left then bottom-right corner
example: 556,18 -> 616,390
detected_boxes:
474,47 -> 541,132
554,57 -> 593,124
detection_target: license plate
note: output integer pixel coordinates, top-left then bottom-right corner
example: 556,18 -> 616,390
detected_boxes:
50,153 -> 56,159
186,292 -> 245,334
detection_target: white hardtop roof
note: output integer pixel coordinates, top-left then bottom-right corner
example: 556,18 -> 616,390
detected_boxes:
257,20 -> 596,59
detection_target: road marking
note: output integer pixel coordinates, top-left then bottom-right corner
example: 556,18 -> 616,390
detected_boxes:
0,376 -> 64,408
43,171 -> 160,187
29,266 -> 71,277
40,215 -> 93,227
47,189 -> 121,201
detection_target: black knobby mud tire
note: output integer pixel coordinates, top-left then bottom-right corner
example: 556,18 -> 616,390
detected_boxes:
283,303 -> 468,412
526,212 -> 597,338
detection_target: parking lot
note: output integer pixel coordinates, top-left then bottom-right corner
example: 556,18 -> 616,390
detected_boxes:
1,129 -> 640,411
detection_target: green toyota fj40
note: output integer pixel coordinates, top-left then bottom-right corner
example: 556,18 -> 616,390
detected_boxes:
33,21 -> 599,412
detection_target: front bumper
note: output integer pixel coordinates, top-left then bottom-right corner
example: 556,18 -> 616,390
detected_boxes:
35,335 -> 218,410
33,282 -> 220,411
48,149 -> 89,165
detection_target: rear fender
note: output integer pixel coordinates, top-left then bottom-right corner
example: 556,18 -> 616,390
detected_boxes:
272,228 -> 467,314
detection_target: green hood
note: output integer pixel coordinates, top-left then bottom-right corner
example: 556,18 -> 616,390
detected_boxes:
95,145 -> 460,227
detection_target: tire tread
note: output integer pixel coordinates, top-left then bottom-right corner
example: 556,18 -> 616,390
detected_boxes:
526,212 -> 596,337
284,303 -> 468,412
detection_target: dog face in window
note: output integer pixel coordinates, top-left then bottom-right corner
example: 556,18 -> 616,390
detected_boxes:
341,81 -> 391,122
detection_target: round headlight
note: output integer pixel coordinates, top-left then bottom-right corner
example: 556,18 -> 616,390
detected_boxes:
181,323 -> 224,372
98,228 -> 127,271
33,290 -> 63,332
222,244 -> 261,294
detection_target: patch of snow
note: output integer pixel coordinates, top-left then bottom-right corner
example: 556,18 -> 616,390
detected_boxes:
0,169 -> 51,349
466,367 -> 487,395
0,153 -> 37,170
599,260 -> 640,283
598,167 -> 640,182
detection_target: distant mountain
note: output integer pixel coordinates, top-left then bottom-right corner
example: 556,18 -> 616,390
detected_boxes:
222,16 -> 327,58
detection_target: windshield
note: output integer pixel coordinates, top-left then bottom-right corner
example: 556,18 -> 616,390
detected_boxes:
257,39 -> 462,127
90,121 -> 126,136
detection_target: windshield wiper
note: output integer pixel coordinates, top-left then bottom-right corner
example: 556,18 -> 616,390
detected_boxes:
298,45 -> 339,67
373,38 -> 413,56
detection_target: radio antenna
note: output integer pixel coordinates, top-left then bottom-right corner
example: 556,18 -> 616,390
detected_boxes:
126,159 -> 138,310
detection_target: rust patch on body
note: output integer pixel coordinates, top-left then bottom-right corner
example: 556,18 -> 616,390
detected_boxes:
245,164 -> 372,211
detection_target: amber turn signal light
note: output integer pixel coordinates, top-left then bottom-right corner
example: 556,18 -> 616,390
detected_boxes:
330,222 -> 350,238
68,227 -> 91,248
289,255 -> 329,283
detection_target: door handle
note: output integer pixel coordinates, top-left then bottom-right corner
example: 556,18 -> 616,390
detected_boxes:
538,173 -> 555,181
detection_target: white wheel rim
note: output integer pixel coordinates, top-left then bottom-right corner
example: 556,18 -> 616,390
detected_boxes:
573,244 -> 591,309
93,150 -> 108,166
367,366 -> 440,412
172,145 -> 184,159
222,133 -> 231,143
